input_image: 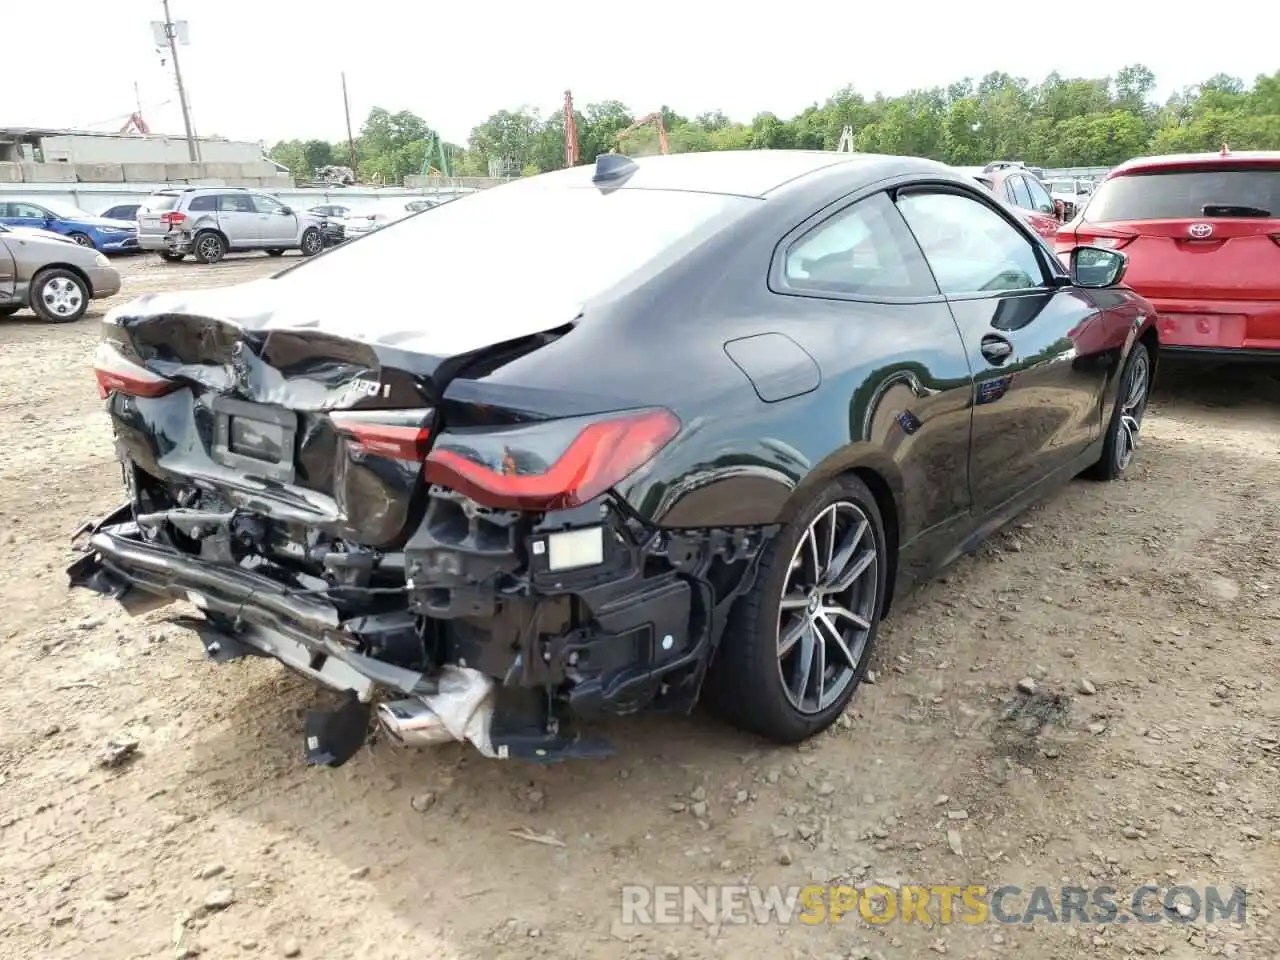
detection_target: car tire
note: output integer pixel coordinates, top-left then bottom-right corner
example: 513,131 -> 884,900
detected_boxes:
29,268 -> 89,323
1086,341 -> 1151,482
159,252 -> 185,263
193,231 -> 227,264
69,232 -> 94,248
299,228 -> 323,257
706,473 -> 887,743
266,249 -> 286,257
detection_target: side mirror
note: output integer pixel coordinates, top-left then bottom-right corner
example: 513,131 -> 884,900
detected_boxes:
1069,246 -> 1127,288
279,206 -> 293,215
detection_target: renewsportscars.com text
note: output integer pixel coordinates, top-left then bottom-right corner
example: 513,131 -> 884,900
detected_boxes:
619,884 -> 1247,926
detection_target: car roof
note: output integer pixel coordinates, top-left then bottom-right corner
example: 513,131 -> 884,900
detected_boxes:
522,150 -> 957,199
1110,150 -> 1280,177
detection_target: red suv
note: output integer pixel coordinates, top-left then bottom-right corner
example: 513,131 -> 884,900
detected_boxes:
1056,151 -> 1280,360
977,166 -> 1062,241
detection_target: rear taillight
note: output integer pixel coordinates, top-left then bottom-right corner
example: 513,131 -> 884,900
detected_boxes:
1072,230 -> 1135,251
424,408 -> 681,512
160,211 -> 187,227
330,409 -> 434,460
93,342 -> 179,399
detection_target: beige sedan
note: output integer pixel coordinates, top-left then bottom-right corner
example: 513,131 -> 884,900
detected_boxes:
0,223 -> 121,322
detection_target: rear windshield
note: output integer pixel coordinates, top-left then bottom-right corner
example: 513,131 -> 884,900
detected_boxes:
142,193 -> 181,212
271,178 -> 756,329
1085,166 -> 1280,222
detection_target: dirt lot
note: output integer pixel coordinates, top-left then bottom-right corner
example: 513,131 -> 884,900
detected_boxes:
0,253 -> 1277,960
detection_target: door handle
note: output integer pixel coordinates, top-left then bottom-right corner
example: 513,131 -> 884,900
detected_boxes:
980,334 -> 1013,364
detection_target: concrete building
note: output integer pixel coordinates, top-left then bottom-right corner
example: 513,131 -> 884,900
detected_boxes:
0,128 -> 274,166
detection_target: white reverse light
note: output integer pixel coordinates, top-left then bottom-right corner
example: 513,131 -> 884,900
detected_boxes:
545,527 -> 605,572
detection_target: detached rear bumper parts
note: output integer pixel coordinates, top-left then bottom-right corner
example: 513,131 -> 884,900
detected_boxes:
67,502 -> 772,766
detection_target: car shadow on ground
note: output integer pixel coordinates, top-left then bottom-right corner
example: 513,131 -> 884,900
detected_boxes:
1152,358 -> 1280,411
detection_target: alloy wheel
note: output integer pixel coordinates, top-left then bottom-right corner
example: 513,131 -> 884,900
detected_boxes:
776,501 -> 879,714
1116,351 -> 1149,471
197,236 -> 223,262
71,234 -> 92,247
302,231 -> 321,255
41,276 -> 84,317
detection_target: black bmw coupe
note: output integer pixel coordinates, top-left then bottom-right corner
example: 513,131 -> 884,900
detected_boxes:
70,150 -> 1158,764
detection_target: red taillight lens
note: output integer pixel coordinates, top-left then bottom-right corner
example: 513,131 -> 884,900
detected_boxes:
424,408 -> 681,512
160,211 -> 187,227
92,342 -> 178,399
1073,232 -> 1135,251
330,408 -> 434,460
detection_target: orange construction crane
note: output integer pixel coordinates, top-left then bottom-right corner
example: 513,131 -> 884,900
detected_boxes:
119,112 -> 151,135
615,112 -> 669,155
563,89 -> 580,166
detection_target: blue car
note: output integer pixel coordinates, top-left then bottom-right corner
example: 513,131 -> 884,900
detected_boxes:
0,198 -> 138,253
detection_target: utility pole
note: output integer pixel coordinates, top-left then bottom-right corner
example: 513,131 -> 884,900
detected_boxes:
341,72 -> 358,172
159,0 -> 198,161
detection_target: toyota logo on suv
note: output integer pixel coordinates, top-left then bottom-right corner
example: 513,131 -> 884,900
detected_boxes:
1188,222 -> 1214,239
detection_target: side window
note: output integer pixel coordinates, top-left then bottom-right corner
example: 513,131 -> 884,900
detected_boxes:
188,195 -> 217,212
253,194 -> 285,215
1024,177 -> 1055,215
896,191 -> 1046,296
12,202 -> 48,219
781,191 -> 937,299
1008,176 -> 1033,210
218,194 -> 254,213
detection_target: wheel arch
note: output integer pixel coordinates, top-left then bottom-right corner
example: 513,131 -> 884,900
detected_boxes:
30,262 -> 94,299
193,226 -> 229,248
1138,324 -> 1159,382
778,446 -> 904,617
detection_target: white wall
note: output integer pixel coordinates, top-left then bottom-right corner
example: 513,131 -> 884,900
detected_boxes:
39,134 -> 267,165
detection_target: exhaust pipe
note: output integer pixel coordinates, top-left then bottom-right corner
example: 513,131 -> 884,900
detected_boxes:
375,665 -> 499,757
376,699 -> 456,748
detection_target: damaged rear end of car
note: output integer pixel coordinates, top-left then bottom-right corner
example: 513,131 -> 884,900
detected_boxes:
68,173 -> 771,765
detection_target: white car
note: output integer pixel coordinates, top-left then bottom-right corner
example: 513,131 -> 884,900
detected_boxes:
1044,179 -> 1093,219
338,198 -> 438,239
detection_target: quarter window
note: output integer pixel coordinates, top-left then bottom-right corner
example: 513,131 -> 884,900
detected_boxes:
188,195 -> 217,212
896,191 -> 1045,295
782,192 -> 937,299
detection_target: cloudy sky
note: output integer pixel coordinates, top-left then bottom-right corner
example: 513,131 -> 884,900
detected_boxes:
8,0 -> 1276,146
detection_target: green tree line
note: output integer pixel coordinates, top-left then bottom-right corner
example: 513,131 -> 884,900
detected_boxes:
269,65 -> 1280,184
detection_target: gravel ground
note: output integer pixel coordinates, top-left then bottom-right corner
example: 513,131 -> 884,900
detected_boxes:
0,252 -> 1276,960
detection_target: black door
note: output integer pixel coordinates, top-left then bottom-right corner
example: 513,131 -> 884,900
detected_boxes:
894,186 -> 1110,517
769,189 -> 976,563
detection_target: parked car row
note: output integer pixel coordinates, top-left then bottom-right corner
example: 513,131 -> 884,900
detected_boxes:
0,191 -> 446,269
972,149 -> 1279,362
1054,148 -> 1280,361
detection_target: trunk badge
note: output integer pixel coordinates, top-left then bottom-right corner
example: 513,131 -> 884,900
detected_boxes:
1188,222 -> 1213,239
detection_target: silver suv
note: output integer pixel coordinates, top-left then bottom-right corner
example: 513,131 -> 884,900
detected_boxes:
137,187 -> 325,264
